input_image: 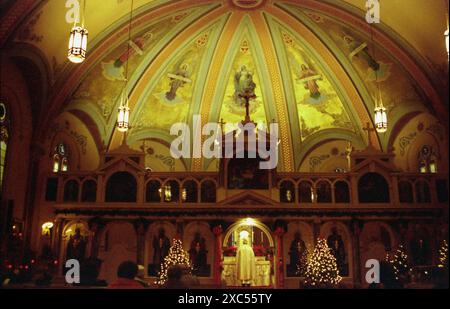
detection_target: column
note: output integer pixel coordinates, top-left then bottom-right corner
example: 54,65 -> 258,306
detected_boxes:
134,220 -> 148,266
351,220 -> 362,288
88,219 -> 105,259
350,174 -> 359,207
137,172 -> 145,204
212,225 -> 223,287
274,227 -> 285,288
312,218 -> 321,245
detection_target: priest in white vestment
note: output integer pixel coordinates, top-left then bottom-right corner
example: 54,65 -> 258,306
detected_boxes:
236,238 -> 256,286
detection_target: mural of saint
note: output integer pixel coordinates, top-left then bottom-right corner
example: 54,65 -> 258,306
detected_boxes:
298,64 -> 322,99
327,228 -> 348,276
287,232 -> 308,277
234,65 -> 256,107
165,63 -> 192,102
188,232 -> 209,277
66,228 -> 87,261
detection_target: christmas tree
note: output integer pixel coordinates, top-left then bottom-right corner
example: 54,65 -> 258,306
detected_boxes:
304,238 -> 342,287
388,244 -> 411,282
438,240 -> 448,270
156,239 -> 191,286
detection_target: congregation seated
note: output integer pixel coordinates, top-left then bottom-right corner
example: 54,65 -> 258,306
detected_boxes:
78,258 -> 107,287
107,261 -> 145,289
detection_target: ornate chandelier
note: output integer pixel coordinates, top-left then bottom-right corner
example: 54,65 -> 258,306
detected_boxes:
68,0 -> 88,64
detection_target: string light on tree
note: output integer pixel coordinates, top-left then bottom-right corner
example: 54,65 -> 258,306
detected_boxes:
438,240 -> 448,269
304,238 -> 342,287
388,244 -> 411,282
156,239 -> 192,286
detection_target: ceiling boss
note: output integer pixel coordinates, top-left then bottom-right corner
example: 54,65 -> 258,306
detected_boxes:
230,0 -> 267,10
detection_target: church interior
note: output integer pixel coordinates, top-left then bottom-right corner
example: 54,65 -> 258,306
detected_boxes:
0,0 -> 449,289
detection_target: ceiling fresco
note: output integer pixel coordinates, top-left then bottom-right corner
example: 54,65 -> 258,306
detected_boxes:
3,0 -> 447,172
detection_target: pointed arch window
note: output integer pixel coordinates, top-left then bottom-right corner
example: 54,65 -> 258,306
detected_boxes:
0,102 -> 9,193
53,143 -> 69,173
418,145 -> 438,174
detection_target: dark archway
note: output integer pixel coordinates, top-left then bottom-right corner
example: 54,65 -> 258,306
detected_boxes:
105,172 -> 137,202
358,173 -> 390,203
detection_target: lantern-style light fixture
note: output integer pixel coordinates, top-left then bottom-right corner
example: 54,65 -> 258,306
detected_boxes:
117,93 -> 130,132
68,0 -> 88,64
116,0 -> 135,133
445,28 -> 449,59
374,92 -> 388,133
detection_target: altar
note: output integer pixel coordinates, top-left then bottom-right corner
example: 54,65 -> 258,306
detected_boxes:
221,256 -> 272,287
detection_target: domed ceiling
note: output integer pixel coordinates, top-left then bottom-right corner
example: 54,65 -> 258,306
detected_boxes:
2,0 -> 448,172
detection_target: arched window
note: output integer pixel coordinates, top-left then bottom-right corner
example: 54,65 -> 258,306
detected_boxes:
418,145 -> 438,174
146,180 -> 162,203
0,102 -> 9,194
105,172 -> 137,202
415,180 -> 431,203
316,181 -> 332,203
201,180 -> 216,203
280,180 -> 295,203
298,181 -> 313,203
182,180 -> 198,203
163,180 -> 179,203
398,181 -> 414,203
334,181 -> 350,203
81,179 -> 97,203
64,180 -> 79,202
358,173 -> 390,203
53,143 -> 69,173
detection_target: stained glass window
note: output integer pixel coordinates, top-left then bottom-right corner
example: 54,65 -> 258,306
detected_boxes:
53,143 -> 69,173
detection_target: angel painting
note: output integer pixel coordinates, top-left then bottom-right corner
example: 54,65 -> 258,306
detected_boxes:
234,65 -> 256,107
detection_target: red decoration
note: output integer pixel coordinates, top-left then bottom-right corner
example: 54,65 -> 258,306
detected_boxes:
274,227 -> 285,288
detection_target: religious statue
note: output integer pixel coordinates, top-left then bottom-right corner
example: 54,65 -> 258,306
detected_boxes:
288,232 -> 308,277
66,228 -> 87,261
188,232 -> 209,276
298,64 -> 322,99
343,35 -> 380,71
152,228 -> 171,266
165,63 -> 191,101
236,238 -> 256,287
234,65 -> 256,107
327,228 -> 348,276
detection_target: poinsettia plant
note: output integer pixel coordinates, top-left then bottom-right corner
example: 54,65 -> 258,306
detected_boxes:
223,246 -> 237,256
252,245 -> 267,257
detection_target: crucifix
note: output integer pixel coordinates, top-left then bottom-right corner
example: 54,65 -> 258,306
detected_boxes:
238,90 -> 257,124
346,141 -> 353,171
362,122 -> 376,147
218,118 -> 226,133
